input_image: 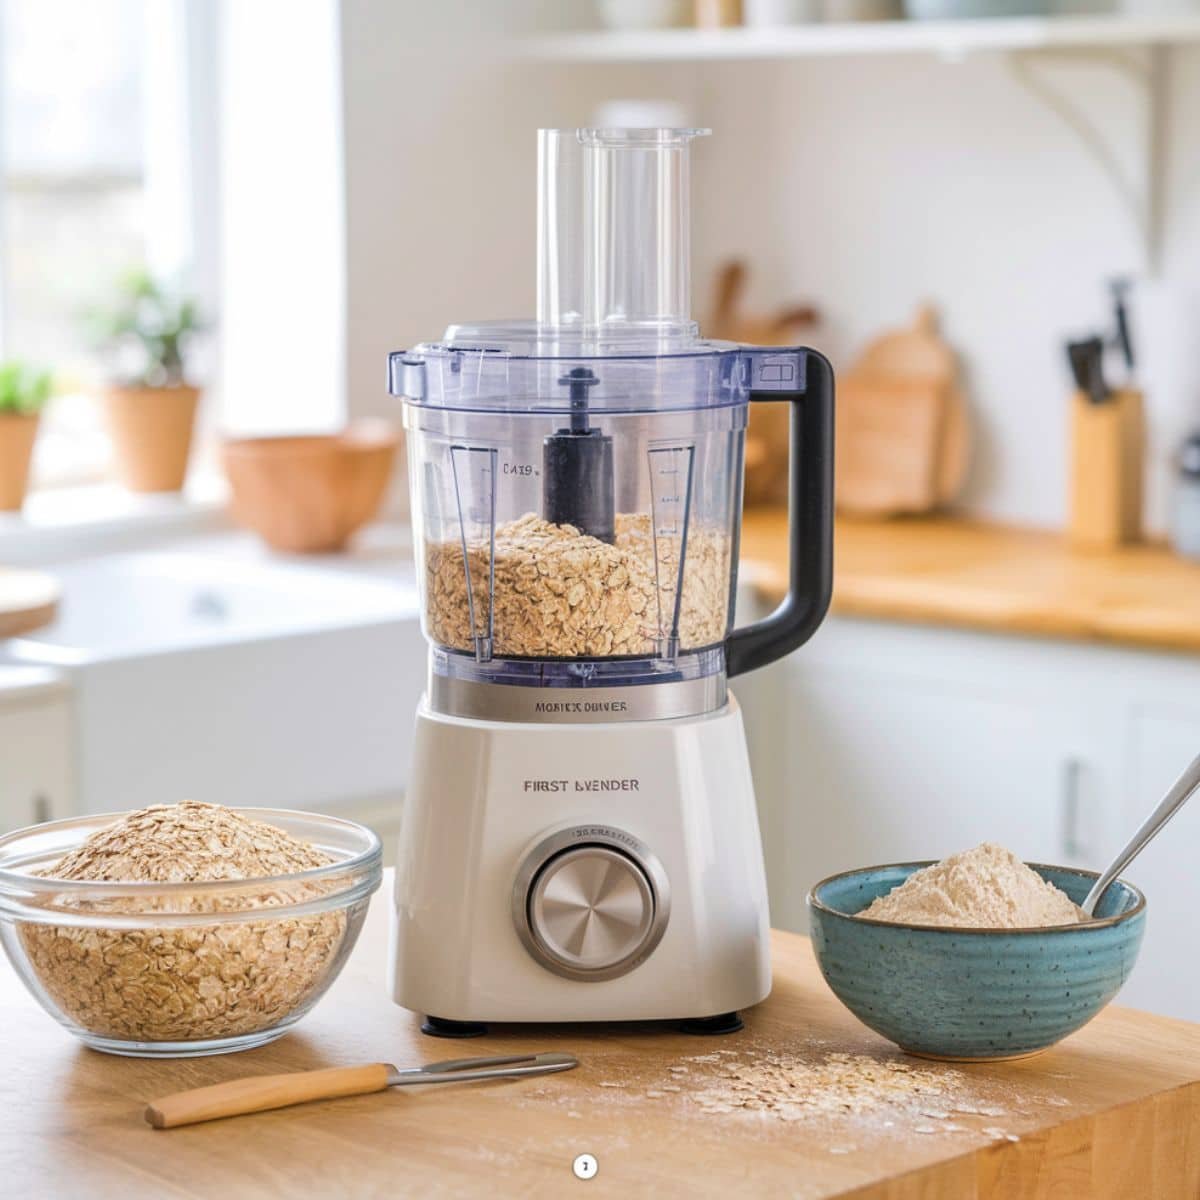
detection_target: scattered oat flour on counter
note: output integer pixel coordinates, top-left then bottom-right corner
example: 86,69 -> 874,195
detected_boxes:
858,843 -> 1083,929
691,1050 -> 960,1120
510,1040 -> 1046,1150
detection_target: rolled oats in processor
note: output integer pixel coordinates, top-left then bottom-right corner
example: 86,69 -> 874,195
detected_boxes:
426,511 -> 731,658
20,802 -> 347,1043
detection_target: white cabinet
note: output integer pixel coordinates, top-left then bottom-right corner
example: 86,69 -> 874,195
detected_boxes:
0,669 -> 73,834
1120,707 -> 1200,1020
776,673 -> 1099,910
740,614 -> 1200,1019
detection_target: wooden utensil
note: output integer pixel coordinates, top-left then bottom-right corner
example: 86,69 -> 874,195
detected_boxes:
836,304 -> 970,518
145,1051 -> 579,1129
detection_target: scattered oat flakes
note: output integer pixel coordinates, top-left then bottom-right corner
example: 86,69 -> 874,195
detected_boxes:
690,1050 -> 966,1123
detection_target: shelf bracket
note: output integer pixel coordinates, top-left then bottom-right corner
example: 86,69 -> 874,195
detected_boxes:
1008,44 -> 1168,275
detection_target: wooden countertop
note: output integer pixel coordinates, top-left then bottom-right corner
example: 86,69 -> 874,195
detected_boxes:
4,873 -> 1199,1198
741,510 -> 1200,655
0,566 -> 58,639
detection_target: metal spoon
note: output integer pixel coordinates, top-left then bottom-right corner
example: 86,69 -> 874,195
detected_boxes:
146,1051 -> 580,1129
1082,751 -> 1200,916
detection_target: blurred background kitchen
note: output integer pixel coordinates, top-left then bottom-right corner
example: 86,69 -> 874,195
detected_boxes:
1,0 -> 1198,1016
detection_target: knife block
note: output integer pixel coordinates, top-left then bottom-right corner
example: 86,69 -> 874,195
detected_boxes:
1068,388 -> 1144,550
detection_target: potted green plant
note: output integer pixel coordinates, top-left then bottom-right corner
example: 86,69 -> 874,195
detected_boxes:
0,361 -> 53,511
93,269 -> 203,493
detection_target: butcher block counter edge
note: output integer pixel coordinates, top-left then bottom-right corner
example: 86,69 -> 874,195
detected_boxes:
4,876 -> 1200,1198
740,510 -> 1200,656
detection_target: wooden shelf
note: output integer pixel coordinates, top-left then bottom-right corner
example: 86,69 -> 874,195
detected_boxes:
517,15 -> 1200,63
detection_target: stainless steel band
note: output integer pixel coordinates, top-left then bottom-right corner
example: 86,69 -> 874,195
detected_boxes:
427,672 -> 727,724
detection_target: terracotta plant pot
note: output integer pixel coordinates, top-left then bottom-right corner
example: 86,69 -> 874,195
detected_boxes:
221,420 -> 400,554
0,412 -> 40,512
104,385 -> 199,493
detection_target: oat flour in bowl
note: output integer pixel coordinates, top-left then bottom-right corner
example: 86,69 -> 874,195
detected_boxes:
858,843 -> 1083,929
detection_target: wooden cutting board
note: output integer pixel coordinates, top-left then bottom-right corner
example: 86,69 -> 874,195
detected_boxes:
4,869 -> 1198,1198
0,566 -> 58,638
837,375 -> 948,514
838,305 -> 971,518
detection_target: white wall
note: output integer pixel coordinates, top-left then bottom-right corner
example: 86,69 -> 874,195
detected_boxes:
341,3 -> 1200,531
685,50 -> 1200,531
340,0 -> 632,425
220,0 -> 346,436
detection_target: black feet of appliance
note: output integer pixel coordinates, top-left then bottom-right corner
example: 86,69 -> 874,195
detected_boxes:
420,1012 -> 745,1038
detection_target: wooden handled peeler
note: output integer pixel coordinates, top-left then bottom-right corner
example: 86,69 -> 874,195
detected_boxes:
145,1051 -> 579,1129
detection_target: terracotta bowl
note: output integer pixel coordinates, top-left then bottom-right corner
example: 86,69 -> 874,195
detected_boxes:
221,421 -> 400,553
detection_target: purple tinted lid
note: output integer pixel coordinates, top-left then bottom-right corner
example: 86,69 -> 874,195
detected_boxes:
391,320 -> 750,413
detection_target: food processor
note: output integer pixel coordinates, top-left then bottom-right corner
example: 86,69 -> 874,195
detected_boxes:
389,128 -> 833,1035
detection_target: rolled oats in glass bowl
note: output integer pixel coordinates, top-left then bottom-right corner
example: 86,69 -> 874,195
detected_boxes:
0,804 -> 381,1057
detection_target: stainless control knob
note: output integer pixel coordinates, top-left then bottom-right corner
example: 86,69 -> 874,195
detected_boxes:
512,828 -> 670,982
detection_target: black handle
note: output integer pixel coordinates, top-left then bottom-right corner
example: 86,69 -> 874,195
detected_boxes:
726,348 -> 834,678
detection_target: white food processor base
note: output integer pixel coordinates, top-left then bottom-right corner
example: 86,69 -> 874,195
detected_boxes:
390,693 -> 771,1033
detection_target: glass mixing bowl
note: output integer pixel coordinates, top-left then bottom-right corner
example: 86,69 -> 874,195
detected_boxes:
0,809 -> 381,1057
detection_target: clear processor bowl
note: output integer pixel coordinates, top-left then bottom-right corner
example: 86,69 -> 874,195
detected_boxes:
402,343 -> 749,689
0,810 -> 381,1058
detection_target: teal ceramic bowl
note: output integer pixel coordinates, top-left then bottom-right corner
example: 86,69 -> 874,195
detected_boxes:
807,863 -> 1145,1061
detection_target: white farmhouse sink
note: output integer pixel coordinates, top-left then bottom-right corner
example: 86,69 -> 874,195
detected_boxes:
6,550 -> 425,820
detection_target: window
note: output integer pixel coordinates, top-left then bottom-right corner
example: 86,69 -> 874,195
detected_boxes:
0,0 -> 343,501
0,0 -> 211,488
1,0 -> 146,482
